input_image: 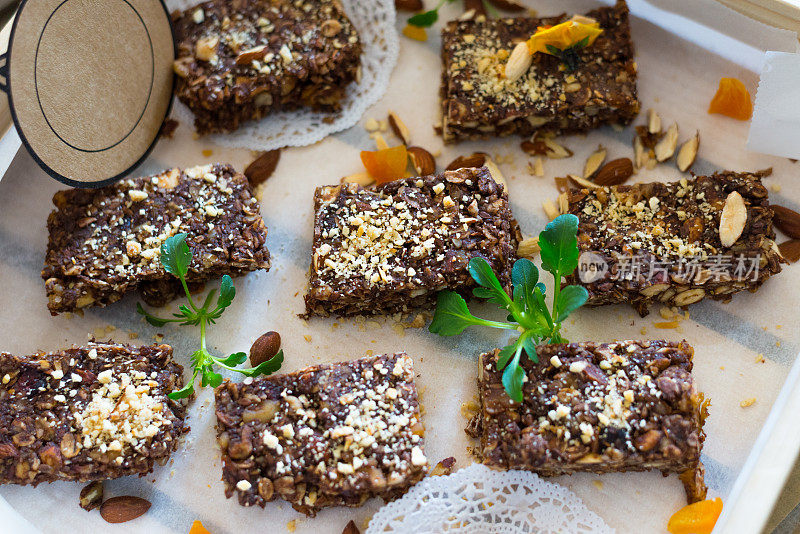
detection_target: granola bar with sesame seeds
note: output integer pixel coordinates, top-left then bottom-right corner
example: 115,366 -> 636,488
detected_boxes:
42,163 -> 270,315
469,340 -> 708,503
439,0 -> 639,143
172,0 -> 362,134
303,167 -> 520,317
0,342 -> 187,485
214,352 -> 427,516
564,170 -> 784,316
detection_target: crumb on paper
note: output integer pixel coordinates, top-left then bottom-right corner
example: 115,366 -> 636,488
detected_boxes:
105,325 -> 116,333
303,335 -> 312,342
392,323 -> 406,337
771,183 -> 782,192
365,349 -> 374,357
287,520 -> 297,532
740,397 -> 756,408
592,480 -> 604,490
202,149 -> 213,157
755,353 -> 765,363
461,399 -> 479,418
64,312 -> 73,319
153,334 -> 163,342
640,326 -> 647,336
128,332 -> 138,339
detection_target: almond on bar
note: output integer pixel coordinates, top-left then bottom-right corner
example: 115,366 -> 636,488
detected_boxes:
42,163 -> 270,315
214,353 -> 427,516
0,342 -> 187,485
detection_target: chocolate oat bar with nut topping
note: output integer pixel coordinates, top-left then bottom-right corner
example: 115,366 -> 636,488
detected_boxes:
0,342 -> 187,485
214,352 -> 427,516
564,170 -> 784,316
304,167 -> 520,317
42,163 -> 270,315
439,0 -> 639,143
172,0 -> 362,134
469,341 -> 708,502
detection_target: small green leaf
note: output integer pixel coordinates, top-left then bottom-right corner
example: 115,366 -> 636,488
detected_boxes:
160,233 -> 192,279
497,345 -> 516,369
167,381 -> 194,400
429,291 -> 485,336
573,35 -> 590,49
408,9 -> 438,27
555,285 -> 589,322
539,214 -> 580,279
217,275 -> 236,309
521,336 -> 538,361
469,257 -> 510,307
216,352 -> 248,366
501,352 -> 525,403
511,259 -> 539,314
137,302 -> 172,327
545,44 -> 562,56
238,350 -> 285,377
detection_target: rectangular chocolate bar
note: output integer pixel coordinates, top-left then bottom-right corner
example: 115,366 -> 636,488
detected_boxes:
172,0 -> 362,134
0,342 -> 187,485
439,0 -> 639,143
564,170 -> 784,316
42,163 -> 270,315
304,167 -> 520,317
214,353 -> 427,516
469,341 -> 707,501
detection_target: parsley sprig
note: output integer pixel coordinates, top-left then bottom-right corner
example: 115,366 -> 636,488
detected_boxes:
429,214 -> 588,402
137,233 -> 283,400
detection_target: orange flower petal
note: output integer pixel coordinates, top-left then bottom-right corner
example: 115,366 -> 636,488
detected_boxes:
189,520 -> 211,534
527,19 -> 603,55
667,498 -> 723,534
708,78 -> 752,121
402,24 -> 427,42
361,146 -> 409,184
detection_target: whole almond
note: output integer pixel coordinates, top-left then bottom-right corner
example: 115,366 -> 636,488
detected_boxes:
100,496 -> 151,524
244,149 -> 281,186
504,42 -> 532,82
778,239 -> 800,263
446,152 -> 487,171
407,146 -> 436,176
388,111 -> 411,145
719,191 -> 747,247
771,205 -> 800,239
395,0 -> 423,11
250,331 -> 282,366
593,158 -> 633,186
236,45 -> 267,65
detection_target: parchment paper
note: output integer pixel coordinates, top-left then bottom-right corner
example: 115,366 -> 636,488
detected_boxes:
1,1 -> 799,533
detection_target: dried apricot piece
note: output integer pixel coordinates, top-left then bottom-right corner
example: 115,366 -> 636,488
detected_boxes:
361,146 -> 408,184
189,520 -> 211,534
402,24 -> 427,41
667,497 -> 723,534
708,78 -> 752,120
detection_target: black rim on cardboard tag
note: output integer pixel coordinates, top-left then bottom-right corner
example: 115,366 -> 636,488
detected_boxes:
0,0 -> 175,188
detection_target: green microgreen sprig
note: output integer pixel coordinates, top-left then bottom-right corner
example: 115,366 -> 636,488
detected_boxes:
137,233 -> 283,400
429,214 -> 588,402
408,0 -> 502,28
545,35 -> 590,72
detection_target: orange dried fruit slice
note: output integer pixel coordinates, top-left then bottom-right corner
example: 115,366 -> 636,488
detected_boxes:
402,24 -> 427,41
708,78 -> 752,120
361,146 -> 408,184
667,497 -> 723,534
189,520 -> 211,534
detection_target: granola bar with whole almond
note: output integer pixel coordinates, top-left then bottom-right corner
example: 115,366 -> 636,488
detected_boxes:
214,353 -> 427,516
42,163 -> 270,315
0,342 -> 187,485
304,166 -> 520,317
468,340 -> 707,502
172,0 -> 362,134
439,0 -> 639,143
564,170 -> 784,316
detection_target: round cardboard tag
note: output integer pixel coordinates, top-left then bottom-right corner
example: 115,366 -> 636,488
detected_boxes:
1,0 -> 174,187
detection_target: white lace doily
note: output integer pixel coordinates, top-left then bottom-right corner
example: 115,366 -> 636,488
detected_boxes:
165,0 -> 398,150
366,464 -> 614,534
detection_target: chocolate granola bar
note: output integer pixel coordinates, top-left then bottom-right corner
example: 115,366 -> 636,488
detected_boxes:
42,163 -> 270,315
439,0 -> 639,143
304,167 -> 520,317
469,341 -> 707,502
214,353 -> 427,516
172,0 -> 362,134
564,170 -> 784,316
0,342 -> 187,485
